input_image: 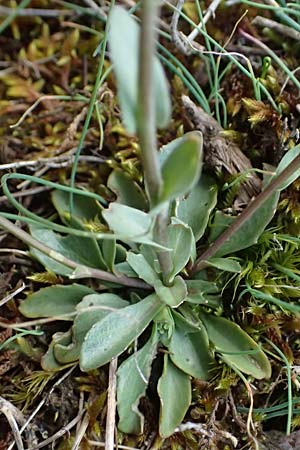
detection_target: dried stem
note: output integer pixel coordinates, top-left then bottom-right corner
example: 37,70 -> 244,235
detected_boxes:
105,357 -> 118,450
0,396 -> 26,450
0,216 -> 150,290
192,154 -> 300,273
252,15 -> 300,40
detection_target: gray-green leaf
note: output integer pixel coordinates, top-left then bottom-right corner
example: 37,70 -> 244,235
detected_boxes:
41,331 -> 73,371
157,354 -> 191,438
19,284 -> 95,318
212,193 -> 280,257
199,313 -> 271,379
211,146 -> 300,257
109,6 -> 171,133
169,312 -> 214,379
127,252 -> 160,285
177,174 -> 218,241
117,327 -> 159,434
158,132 -> 203,206
51,189 -> 103,228
107,169 -> 148,210
167,222 -> 194,282
185,280 -> 222,308
80,294 -> 164,370
155,276 -> 187,308
30,225 -> 107,274
54,294 -> 128,363
204,258 -> 241,273
102,203 -> 161,247
101,239 -> 116,272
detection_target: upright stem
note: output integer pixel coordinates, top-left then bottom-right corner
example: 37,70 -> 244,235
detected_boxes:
137,0 -> 173,283
138,0 -> 162,204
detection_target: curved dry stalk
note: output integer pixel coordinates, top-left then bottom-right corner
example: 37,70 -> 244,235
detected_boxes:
25,413 -> 84,450
0,282 -> 26,308
192,154 -> 300,273
0,396 -> 27,450
0,216 -> 150,290
71,412 -> 90,450
7,367 -> 75,450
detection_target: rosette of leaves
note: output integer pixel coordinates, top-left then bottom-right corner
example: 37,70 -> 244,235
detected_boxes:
17,6 -> 300,439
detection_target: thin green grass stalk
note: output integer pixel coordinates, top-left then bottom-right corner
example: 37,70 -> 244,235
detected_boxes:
213,9 -> 249,124
194,0 -> 219,102
60,0 -> 106,21
0,209 -> 118,240
128,1 -> 142,14
265,338 -> 293,435
247,0 -> 300,30
2,173 -> 106,205
216,92 -> 228,128
157,46 -> 210,112
95,101 -> 104,150
239,399 -> 300,414
217,62 -> 234,85
64,23 -> 102,36
241,285 -> 300,314
195,0 -> 247,122
213,61 -> 234,126
241,30 -> 300,91
0,192 -> 153,243
93,65 -> 113,149
231,367 -> 260,450
234,0 -> 300,18
238,401 -> 300,420
0,0 -> 31,34
168,4 -> 258,100
259,409 -> 300,420
69,0 -> 115,213
264,233 -> 300,245
0,329 -> 43,352
286,2 -> 300,10
272,263 -> 300,283
167,3 -> 277,109
0,175 -> 169,250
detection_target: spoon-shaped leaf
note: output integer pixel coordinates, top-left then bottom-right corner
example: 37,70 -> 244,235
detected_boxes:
80,294 -> 163,370
158,132 -> 203,206
199,313 -> 271,379
117,326 -> 159,434
19,284 -> 95,318
168,311 -> 214,379
157,354 -> 191,438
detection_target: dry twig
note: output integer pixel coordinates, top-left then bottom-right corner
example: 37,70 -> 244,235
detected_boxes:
252,16 -> 300,40
182,95 -> 262,206
105,357 -> 118,450
0,396 -> 29,450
